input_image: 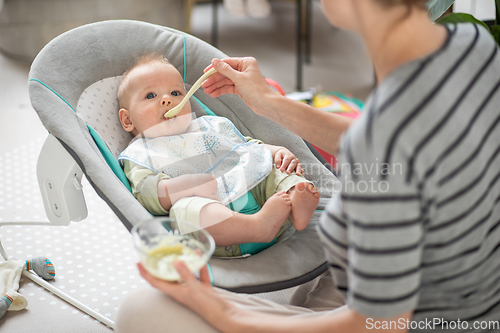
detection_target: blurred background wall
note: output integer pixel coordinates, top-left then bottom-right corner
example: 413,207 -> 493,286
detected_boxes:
0,0 -> 185,61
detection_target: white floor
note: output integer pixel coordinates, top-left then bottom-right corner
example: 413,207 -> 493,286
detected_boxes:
0,0 -> 494,332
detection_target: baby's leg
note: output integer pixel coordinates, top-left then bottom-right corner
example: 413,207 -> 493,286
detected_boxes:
287,182 -> 320,231
200,192 -> 292,246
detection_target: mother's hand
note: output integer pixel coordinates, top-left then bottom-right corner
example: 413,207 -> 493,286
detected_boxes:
202,57 -> 275,114
138,262 -> 236,329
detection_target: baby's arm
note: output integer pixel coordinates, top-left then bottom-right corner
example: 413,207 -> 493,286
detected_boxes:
157,174 -> 219,211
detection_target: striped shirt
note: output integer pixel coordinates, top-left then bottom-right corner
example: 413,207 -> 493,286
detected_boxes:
318,23 -> 500,332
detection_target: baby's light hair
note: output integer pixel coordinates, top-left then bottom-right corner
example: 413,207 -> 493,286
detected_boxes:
117,53 -> 171,108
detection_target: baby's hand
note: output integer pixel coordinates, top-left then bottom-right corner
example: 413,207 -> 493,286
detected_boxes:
274,148 -> 303,176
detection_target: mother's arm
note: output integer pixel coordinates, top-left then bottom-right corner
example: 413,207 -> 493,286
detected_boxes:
202,58 -> 353,156
139,261 -> 412,333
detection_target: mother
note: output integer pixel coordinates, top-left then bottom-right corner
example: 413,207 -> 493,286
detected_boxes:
116,0 -> 500,332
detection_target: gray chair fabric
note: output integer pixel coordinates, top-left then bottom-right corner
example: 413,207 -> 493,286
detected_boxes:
28,20 -> 338,293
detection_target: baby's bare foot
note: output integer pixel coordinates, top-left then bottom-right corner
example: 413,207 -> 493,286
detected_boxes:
288,182 -> 320,231
255,191 -> 292,243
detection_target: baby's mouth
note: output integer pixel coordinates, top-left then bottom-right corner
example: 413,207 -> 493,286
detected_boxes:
162,111 -> 176,121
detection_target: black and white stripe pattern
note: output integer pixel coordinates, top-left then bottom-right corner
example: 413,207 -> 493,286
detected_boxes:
319,24 -> 500,331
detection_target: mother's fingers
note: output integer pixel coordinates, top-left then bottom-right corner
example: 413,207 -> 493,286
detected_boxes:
199,265 -> 212,285
206,84 -> 242,99
137,263 -> 178,292
202,75 -> 235,93
137,263 -> 155,283
212,57 -> 248,71
173,260 -> 198,284
202,72 -> 230,86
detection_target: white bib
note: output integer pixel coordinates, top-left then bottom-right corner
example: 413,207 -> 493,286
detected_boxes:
119,116 -> 273,205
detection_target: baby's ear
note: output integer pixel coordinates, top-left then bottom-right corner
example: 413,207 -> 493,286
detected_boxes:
119,108 -> 135,133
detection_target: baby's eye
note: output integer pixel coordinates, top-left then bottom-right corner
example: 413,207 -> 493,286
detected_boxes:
171,91 -> 180,97
146,92 -> 156,99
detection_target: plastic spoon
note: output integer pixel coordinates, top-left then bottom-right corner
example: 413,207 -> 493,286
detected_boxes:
163,67 -> 218,119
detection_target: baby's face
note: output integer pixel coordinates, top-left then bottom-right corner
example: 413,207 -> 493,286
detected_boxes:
122,62 -> 192,137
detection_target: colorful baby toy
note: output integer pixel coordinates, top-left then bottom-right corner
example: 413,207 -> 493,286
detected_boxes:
0,257 -> 55,319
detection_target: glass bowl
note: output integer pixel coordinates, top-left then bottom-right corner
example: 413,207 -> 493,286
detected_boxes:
131,217 -> 215,281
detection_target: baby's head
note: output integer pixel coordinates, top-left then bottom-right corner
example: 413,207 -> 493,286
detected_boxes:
118,54 -> 192,138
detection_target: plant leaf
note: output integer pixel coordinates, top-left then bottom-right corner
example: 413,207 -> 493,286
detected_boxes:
496,0 -> 500,24
427,0 -> 455,21
491,25 -> 500,45
437,13 -> 491,31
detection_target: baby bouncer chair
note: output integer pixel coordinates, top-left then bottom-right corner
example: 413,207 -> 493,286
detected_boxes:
28,19 -> 338,326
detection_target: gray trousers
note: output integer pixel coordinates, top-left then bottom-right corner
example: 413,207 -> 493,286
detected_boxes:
115,271 -> 346,333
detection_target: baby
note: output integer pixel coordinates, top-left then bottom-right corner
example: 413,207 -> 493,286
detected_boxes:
117,54 -> 319,257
